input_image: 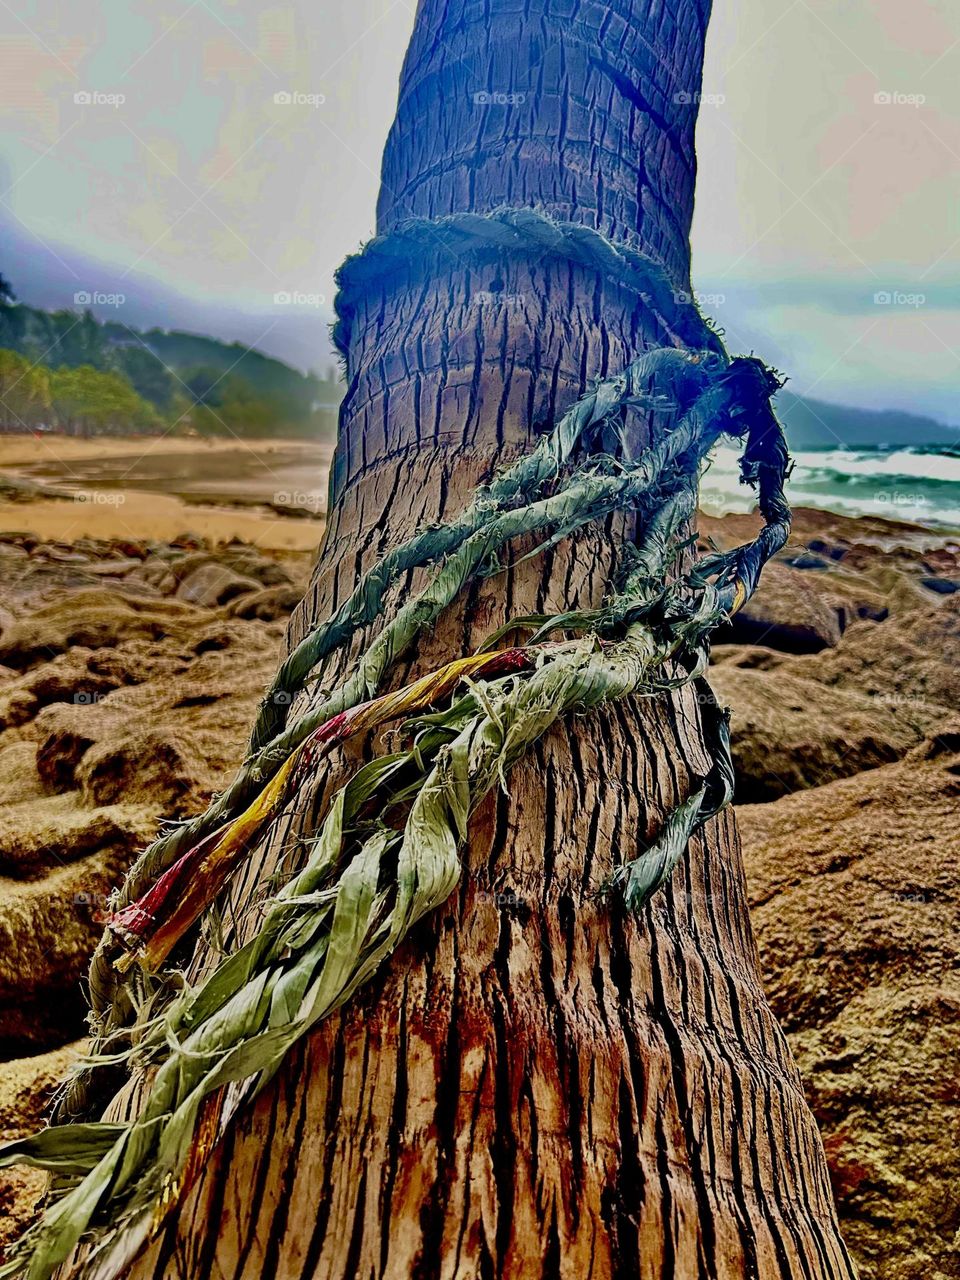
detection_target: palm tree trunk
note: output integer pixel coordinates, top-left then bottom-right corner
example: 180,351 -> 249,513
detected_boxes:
110,2 -> 855,1276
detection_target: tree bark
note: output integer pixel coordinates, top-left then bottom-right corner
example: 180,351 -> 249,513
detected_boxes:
105,2 -> 855,1277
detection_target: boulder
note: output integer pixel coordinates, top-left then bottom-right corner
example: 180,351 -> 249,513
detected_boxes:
738,736 -> 960,1280
77,727 -> 206,811
713,561 -> 844,653
0,1041 -> 86,1253
807,537 -> 850,562
176,563 -> 261,608
125,557 -> 177,595
780,596 -> 960,722
0,796 -> 155,877
711,665 -> 920,801
227,584 -> 303,621
783,552 -> 831,571
217,548 -> 292,587
0,851 -> 128,1054
0,533 -> 38,552
0,590 -> 198,670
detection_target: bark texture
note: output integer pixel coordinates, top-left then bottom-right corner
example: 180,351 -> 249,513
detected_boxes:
101,2 -> 856,1277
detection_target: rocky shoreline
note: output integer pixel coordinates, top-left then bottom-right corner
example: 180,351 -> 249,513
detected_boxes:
0,508 -> 957,1278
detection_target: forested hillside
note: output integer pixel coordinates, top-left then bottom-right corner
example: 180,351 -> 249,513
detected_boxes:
0,273 -> 338,439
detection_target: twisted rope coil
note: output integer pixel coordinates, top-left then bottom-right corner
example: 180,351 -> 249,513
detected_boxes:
0,211 -> 791,1280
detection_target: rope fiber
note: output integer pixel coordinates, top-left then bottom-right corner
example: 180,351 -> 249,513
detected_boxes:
0,210 -> 791,1280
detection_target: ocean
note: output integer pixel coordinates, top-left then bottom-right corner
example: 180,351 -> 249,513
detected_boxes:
700,443 -> 960,531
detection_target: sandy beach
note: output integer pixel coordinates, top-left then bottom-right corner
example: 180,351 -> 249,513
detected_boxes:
0,434 -> 334,551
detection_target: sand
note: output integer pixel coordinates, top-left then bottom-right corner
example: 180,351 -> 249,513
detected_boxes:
0,433 -> 334,551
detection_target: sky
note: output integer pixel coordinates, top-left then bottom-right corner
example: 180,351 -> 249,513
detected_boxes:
0,0 -> 958,425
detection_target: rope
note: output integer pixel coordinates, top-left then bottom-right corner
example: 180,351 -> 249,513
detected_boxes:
0,207 -> 792,1279
79,343 -> 723,1042
0,348 -> 790,1277
331,206 -> 724,362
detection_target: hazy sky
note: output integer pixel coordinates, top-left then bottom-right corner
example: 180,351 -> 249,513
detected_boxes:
1,0 -> 958,424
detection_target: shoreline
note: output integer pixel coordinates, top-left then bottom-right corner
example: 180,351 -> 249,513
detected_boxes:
3,432 -> 959,554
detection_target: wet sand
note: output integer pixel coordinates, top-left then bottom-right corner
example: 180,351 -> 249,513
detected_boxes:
0,434 -> 333,551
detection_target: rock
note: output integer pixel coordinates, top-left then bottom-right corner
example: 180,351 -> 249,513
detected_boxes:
227,584 -> 303,621
0,851 -> 128,1054
714,561 -> 845,653
0,743 -> 44,808
221,553 -> 292,587
35,717 -> 98,792
77,728 -> 205,811
176,563 -> 261,608
0,590 -> 199,670
738,736 -> 960,1280
921,547 -> 960,578
126,557 -> 177,595
710,645 -> 784,671
0,1041 -> 85,1133
711,665 -> 920,801
67,559 -> 144,578
781,596 -> 960,721
0,532 -> 313,1251
0,533 -> 38,552
15,625 -> 279,815
0,797 -> 155,877
167,550 -> 216,581
28,544 -> 91,564
0,653 -> 120,730
784,552 -> 831,571
107,539 -> 148,560
0,1041 -> 86,1253
170,532 -> 206,550
921,576 -> 960,595
807,537 -> 849,562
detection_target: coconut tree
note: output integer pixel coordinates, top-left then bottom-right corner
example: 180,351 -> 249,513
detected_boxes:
2,2 -> 856,1278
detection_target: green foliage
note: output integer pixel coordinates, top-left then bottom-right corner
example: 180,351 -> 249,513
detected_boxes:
0,289 -> 338,438
0,349 -> 51,429
48,364 -> 162,436
110,343 -> 180,412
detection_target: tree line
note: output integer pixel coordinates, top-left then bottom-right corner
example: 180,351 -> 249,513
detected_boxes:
0,273 -> 339,439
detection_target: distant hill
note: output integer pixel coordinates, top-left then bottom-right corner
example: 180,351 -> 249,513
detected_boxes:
0,289 -> 340,439
779,391 -> 957,449
105,326 -> 341,408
